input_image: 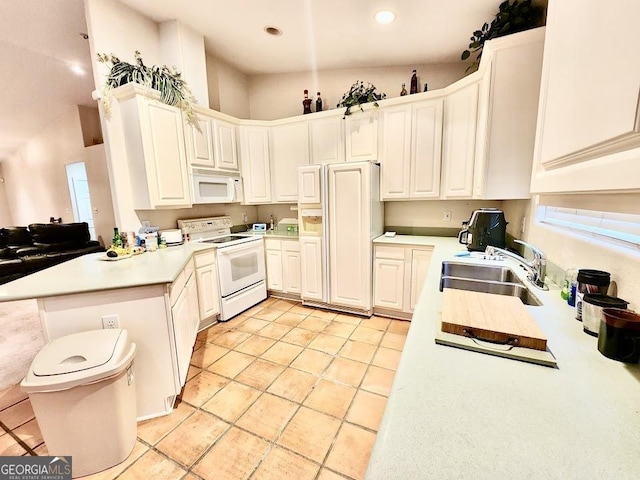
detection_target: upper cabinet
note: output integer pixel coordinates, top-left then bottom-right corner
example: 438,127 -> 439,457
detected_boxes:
379,99 -> 443,200
531,0 -> 640,193
115,84 -> 191,209
473,27 -> 545,199
310,116 -> 345,164
440,81 -> 479,198
239,125 -> 271,204
345,111 -> 378,161
271,120 -> 310,202
185,110 -> 239,172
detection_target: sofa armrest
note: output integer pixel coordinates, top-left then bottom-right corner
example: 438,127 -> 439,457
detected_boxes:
15,246 -> 44,257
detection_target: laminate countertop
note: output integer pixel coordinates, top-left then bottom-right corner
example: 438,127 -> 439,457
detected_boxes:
365,236 -> 640,480
0,241 -> 218,301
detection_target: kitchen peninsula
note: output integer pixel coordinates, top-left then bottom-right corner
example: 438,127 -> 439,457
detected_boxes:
0,242 -> 215,420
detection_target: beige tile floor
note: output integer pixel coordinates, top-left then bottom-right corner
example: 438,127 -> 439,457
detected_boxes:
0,297 -> 409,480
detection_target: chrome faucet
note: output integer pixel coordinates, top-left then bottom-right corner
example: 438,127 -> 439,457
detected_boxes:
485,240 -> 548,290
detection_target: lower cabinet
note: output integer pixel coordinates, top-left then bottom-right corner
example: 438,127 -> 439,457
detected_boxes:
265,238 -> 300,297
169,259 -> 199,388
373,244 -> 434,319
194,250 -> 220,330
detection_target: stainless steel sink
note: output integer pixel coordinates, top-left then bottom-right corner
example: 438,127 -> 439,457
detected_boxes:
439,277 -> 542,306
441,261 -> 524,284
439,261 -> 542,306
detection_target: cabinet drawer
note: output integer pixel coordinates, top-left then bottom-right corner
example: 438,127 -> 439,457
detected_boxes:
194,250 -> 216,268
282,239 -> 299,252
265,238 -> 282,250
375,245 -> 405,260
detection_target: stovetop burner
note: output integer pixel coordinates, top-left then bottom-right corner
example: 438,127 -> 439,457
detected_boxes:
203,235 -> 248,244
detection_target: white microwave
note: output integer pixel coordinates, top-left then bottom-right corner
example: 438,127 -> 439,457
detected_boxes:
191,168 -> 243,204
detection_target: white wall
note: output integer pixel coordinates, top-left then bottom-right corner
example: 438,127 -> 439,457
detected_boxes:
137,204 -> 258,231
0,165 -> 12,226
248,62 -> 466,120
206,55 -> 250,118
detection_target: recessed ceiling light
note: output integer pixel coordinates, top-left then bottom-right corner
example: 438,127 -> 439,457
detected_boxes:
375,10 -> 395,24
264,25 -> 283,36
69,64 -> 85,76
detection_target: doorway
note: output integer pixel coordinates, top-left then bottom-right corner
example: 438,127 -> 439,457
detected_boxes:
65,162 -> 96,240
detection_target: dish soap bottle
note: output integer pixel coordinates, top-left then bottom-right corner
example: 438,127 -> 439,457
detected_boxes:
269,215 -> 275,231
112,227 -> 122,248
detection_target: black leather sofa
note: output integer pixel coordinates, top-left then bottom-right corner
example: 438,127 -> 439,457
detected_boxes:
0,222 -> 105,285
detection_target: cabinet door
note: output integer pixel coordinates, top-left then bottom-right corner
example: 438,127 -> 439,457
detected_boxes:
411,99 -> 443,198
373,257 -> 405,310
239,126 -> 272,204
196,263 -> 220,321
186,114 -> 214,168
171,285 -> 191,387
300,236 -> 323,301
282,241 -> 301,294
144,100 -> 192,207
530,1 -> 640,193
265,248 -> 283,291
409,248 -> 432,311
380,106 -> 412,199
298,164 -> 321,204
310,116 -> 345,164
345,111 -> 378,161
214,120 -> 239,171
328,162 -> 372,310
271,122 -> 310,202
441,82 -> 478,198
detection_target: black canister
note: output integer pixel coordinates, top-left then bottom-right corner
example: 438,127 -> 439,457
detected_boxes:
575,269 -> 610,321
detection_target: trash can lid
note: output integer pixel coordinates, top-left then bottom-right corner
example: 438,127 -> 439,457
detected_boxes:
32,329 -> 128,376
21,329 -> 136,393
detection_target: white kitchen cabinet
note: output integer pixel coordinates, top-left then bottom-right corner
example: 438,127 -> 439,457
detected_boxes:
115,84 -> 191,209
345,111 -> 378,162
239,125 -> 272,204
310,116 -> 345,164
441,81 -> 479,199
373,247 -> 405,311
186,114 -> 215,168
530,0 -> 640,193
213,119 -> 239,172
194,250 -> 220,330
298,165 -> 321,204
299,236 -> 323,301
379,99 -> 443,200
265,238 -> 300,296
373,243 -> 434,319
169,259 -> 198,387
282,241 -> 301,294
473,28 -> 545,199
271,121 -> 310,202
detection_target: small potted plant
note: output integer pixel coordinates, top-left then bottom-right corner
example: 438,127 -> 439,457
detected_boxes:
461,0 -> 544,73
96,51 -> 199,129
337,81 -> 386,118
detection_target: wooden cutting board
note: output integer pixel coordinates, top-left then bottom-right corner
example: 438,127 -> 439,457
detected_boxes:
441,289 -> 548,351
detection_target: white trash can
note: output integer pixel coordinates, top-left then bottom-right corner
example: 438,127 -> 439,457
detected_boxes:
21,329 -> 137,478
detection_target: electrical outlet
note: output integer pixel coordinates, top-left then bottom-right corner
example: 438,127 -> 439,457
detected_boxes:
242,212 -> 248,223
93,207 -> 99,214
443,211 -> 452,222
102,315 -> 119,329
521,216 -> 527,235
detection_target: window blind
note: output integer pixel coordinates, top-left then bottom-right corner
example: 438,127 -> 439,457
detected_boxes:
540,206 -> 640,248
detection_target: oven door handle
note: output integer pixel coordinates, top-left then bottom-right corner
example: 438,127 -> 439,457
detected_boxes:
217,241 -> 262,255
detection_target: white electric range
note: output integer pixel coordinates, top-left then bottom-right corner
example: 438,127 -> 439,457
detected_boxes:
178,216 -> 266,321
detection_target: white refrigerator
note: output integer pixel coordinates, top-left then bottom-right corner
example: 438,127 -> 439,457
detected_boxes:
297,161 -> 383,315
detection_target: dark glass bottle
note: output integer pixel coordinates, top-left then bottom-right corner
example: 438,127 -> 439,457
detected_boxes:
316,92 -> 323,112
112,227 -> 122,247
302,89 -> 312,114
400,83 -> 408,96
410,69 -> 418,94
